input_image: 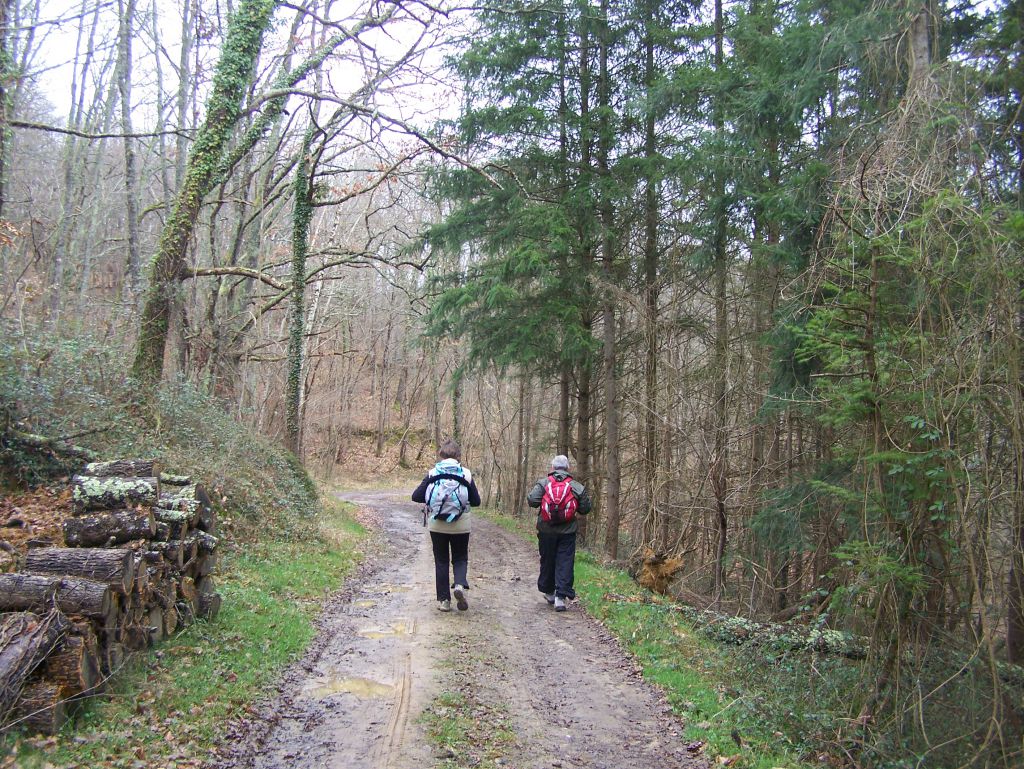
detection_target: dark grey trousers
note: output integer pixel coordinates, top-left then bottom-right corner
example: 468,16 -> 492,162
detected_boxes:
537,530 -> 577,599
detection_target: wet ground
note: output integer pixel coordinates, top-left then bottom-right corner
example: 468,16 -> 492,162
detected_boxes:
218,490 -> 707,769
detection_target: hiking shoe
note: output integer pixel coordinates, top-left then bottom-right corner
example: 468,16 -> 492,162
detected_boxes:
453,585 -> 469,611
554,596 -> 567,612
438,599 -> 451,612
544,593 -> 556,605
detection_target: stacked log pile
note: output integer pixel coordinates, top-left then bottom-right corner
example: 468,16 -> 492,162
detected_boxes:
0,459 -> 221,734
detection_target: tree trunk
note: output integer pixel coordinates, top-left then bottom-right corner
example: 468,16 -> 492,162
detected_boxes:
641,0 -> 661,551
41,628 -> 101,698
1007,0 -> 1024,667
153,508 -> 193,540
132,0 -> 277,385
596,0 -> 620,559
23,548 -> 134,595
286,126 -> 315,456
11,679 -> 71,734
196,575 -> 221,620
0,610 -> 71,726
711,0 -> 730,600
84,458 -> 159,478
559,364 -> 571,455
71,475 -> 159,512
0,574 -> 113,620
63,508 -> 156,547
115,0 -> 140,296
0,0 -> 15,217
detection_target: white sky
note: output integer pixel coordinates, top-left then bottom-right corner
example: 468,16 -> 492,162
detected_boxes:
30,0 -> 465,131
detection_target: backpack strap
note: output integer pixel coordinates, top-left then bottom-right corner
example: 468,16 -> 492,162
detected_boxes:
427,472 -> 471,487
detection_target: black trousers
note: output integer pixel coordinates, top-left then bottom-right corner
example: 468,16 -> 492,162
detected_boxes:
537,530 -> 577,599
429,531 -> 469,601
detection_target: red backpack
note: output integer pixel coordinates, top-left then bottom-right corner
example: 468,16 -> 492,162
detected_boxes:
541,476 -> 578,524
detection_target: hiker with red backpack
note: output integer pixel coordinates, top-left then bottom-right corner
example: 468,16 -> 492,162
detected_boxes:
526,455 -> 592,612
412,440 -> 481,612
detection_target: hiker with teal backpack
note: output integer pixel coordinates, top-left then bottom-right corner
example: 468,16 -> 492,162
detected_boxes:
526,455 -> 592,612
412,440 -> 481,612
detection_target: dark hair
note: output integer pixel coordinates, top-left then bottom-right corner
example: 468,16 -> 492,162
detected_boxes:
438,439 -> 461,460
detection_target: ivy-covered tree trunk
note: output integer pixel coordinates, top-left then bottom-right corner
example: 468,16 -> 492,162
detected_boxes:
115,0 -> 140,297
0,0 -> 13,218
285,127 -> 314,455
132,0 -> 277,385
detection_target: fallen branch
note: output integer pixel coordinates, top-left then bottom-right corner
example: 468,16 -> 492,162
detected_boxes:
3,429 -> 98,462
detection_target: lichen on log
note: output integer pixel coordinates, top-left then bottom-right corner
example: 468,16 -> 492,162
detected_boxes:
83,459 -> 159,478
154,506 -> 196,530
4,429 -> 97,462
71,475 -> 159,513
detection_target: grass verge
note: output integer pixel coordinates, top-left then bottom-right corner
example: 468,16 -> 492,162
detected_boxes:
2,497 -> 367,769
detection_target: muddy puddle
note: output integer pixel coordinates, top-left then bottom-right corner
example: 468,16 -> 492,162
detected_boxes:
357,619 -> 414,638
303,675 -> 395,699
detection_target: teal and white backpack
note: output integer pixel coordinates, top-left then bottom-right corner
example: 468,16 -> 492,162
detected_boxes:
426,462 -> 470,523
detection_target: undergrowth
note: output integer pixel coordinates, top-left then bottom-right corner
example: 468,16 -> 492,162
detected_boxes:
0,325 -> 317,530
480,508 -> 1022,769
2,497 -> 366,769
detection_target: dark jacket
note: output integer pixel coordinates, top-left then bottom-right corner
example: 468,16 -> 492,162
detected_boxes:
526,471 -> 591,534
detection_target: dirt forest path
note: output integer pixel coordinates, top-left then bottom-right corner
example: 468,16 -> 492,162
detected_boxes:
219,490 -> 708,769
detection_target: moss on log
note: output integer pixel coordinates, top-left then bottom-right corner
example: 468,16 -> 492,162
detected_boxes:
63,508 -> 156,547
159,473 -> 191,485
71,475 -> 159,513
4,429 -> 97,462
